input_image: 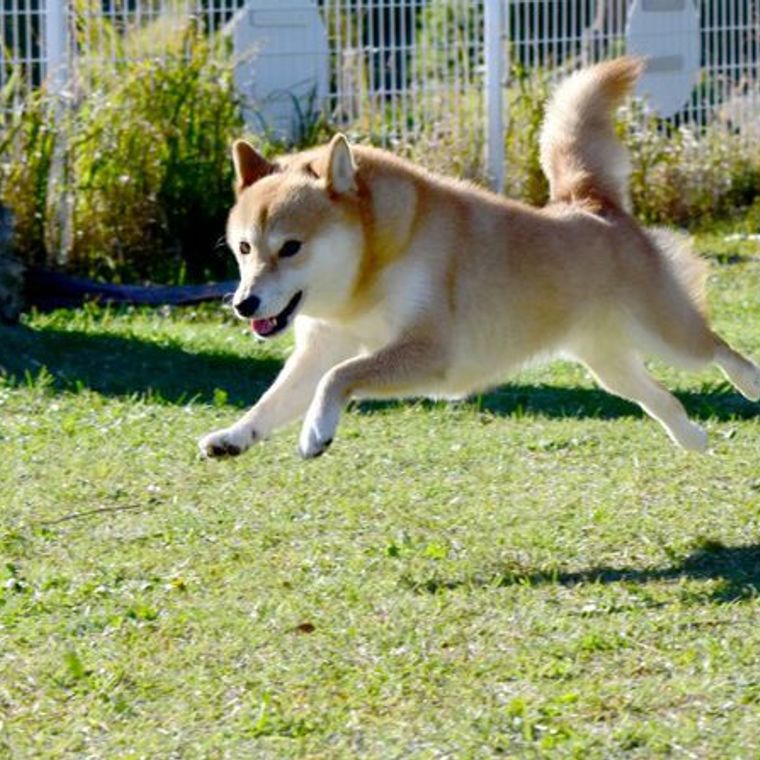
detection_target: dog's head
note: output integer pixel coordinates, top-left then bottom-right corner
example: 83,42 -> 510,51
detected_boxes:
226,134 -> 364,338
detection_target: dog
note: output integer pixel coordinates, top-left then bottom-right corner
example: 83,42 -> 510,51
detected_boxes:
199,57 -> 760,460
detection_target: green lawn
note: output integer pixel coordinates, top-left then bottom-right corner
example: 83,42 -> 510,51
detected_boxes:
2,233 -> 760,758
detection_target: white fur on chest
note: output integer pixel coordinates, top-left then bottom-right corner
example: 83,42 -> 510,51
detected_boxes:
341,256 -> 434,350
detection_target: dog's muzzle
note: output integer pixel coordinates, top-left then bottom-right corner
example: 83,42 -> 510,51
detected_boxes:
250,291 -> 303,338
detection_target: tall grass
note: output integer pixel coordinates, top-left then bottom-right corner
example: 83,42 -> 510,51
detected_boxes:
497,65 -> 760,226
0,14 -> 244,283
502,64 -> 550,206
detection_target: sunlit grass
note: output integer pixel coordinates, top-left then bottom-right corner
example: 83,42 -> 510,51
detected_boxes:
1,233 -> 760,757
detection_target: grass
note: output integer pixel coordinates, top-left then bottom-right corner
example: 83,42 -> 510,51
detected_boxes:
2,231 -> 760,757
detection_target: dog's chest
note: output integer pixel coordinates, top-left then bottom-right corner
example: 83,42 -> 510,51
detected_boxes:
349,257 -> 435,350
344,306 -> 398,351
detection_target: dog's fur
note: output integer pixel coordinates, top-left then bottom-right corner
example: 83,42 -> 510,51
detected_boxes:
199,57 -> 760,459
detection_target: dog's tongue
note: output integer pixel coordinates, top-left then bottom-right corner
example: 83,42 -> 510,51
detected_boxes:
251,317 -> 277,336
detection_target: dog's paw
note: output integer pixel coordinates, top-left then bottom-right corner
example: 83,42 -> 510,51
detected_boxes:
677,422 -> 708,453
739,366 -> 760,402
298,430 -> 333,459
199,426 -> 256,459
298,402 -> 340,460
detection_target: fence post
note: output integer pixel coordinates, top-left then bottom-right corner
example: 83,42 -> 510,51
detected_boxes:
44,0 -> 68,89
484,0 -> 504,193
44,0 -> 73,264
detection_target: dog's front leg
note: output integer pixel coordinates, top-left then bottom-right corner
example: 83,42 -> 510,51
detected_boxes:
199,319 -> 359,458
299,335 -> 447,459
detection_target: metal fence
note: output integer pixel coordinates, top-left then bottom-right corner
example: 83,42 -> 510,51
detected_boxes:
2,0 -> 759,187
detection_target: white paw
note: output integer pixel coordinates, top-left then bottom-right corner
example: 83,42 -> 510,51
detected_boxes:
199,425 -> 257,458
676,422 -> 708,453
717,349 -> 760,402
299,400 -> 341,460
741,367 -> 760,402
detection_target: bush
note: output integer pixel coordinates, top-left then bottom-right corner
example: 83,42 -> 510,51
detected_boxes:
503,64 -> 550,206
624,109 -> 760,228
0,204 -> 24,322
1,16 -> 244,283
495,67 -> 760,227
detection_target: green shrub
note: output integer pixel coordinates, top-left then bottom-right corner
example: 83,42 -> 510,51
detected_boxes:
624,108 -> 760,228
0,204 -> 24,322
503,64 -> 550,206
1,16 -> 244,283
495,66 -> 760,227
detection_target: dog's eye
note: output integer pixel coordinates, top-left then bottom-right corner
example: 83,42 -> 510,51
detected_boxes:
239,241 -> 251,255
279,240 -> 302,258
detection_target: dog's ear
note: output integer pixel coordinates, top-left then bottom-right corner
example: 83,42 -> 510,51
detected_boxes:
232,140 -> 275,194
325,134 -> 357,195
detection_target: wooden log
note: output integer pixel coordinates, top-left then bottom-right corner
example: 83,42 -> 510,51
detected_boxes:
25,267 -> 236,312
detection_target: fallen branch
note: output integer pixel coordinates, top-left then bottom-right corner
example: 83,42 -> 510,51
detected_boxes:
34,502 -> 155,526
25,267 -> 236,311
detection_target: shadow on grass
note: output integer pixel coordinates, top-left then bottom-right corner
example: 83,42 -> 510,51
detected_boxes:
467,383 -> 757,422
404,542 -> 760,603
357,379 -> 759,423
0,323 -> 758,420
0,324 -> 281,406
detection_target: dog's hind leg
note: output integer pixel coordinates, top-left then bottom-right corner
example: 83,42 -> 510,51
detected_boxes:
714,339 -> 760,402
578,348 -> 708,451
634,313 -> 760,403
628,228 -> 760,402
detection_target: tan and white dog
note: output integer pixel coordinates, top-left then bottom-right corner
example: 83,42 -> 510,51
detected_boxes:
199,57 -> 760,460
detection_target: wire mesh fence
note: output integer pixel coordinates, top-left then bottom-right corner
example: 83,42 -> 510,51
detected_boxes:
1,1 -> 758,180
1,0 -> 46,90
321,1 -> 486,161
503,1 -> 759,127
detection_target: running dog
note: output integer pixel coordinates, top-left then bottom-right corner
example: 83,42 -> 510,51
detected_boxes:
200,57 -> 760,459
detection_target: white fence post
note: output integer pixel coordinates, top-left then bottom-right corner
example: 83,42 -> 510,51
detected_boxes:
44,0 -> 72,264
484,0 -> 504,193
44,0 -> 69,89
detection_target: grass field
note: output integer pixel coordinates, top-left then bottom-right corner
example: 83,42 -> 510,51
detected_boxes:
2,232 -> 760,758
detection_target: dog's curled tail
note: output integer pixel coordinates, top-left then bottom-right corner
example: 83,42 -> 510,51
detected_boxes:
539,56 -> 645,212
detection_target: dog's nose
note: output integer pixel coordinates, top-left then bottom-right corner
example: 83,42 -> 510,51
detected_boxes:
234,295 -> 261,317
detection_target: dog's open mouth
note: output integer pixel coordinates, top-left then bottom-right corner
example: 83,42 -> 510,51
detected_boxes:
251,291 -> 303,338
